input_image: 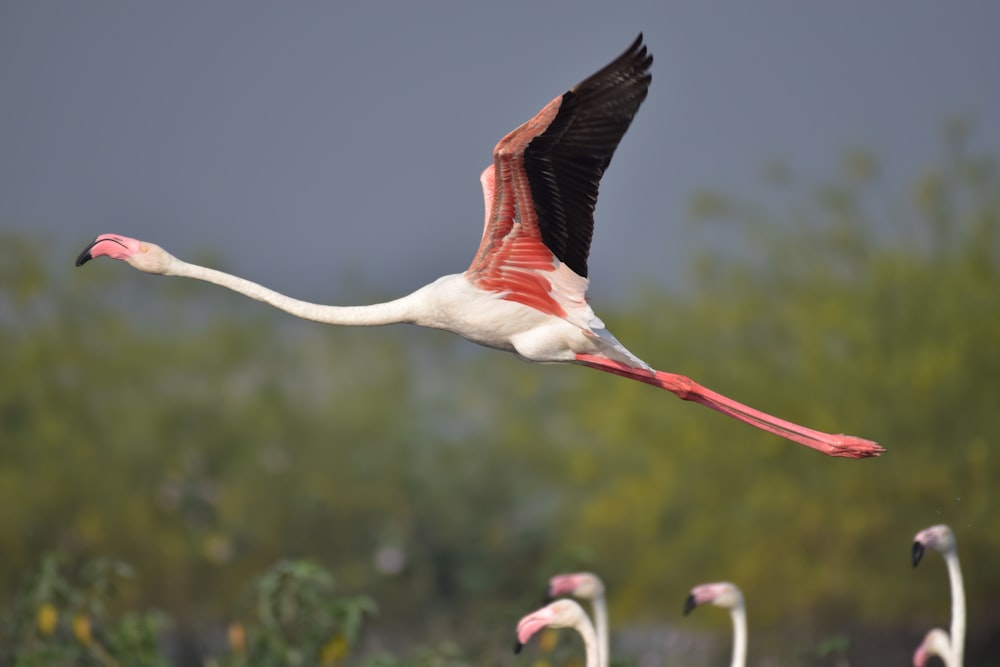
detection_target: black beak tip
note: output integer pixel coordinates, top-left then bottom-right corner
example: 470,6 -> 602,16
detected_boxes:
912,541 -> 925,567
513,641 -> 524,655
75,239 -> 99,267
683,594 -> 697,616
542,590 -> 554,605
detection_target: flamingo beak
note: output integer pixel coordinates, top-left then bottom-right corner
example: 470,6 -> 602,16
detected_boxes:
683,593 -> 697,616
75,238 -> 102,266
912,541 -> 925,567
75,236 -> 130,267
75,234 -> 138,267
513,640 -> 524,655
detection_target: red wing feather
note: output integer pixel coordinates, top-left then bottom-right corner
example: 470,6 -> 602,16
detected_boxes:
467,35 -> 652,317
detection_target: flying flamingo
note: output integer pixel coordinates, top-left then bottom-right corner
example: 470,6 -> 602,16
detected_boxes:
75,35 -> 883,459
684,581 -> 747,667
515,599 -> 599,667
913,524 -> 965,666
545,572 -> 608,667
913,628 -> 955,667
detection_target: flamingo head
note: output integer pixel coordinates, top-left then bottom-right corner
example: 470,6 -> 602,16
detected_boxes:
912,628 -> 951,667
684,581 -> 744,615
912,524 -> 956,566
545,572 -> 604,603
514,599 -> 588,654
76,234 -> 173,274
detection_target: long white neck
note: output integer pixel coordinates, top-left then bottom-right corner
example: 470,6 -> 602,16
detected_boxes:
944,639 -> 959,667
573,611 -> 601,667
729,605 -> 747,667
590,595 -> 609,667
944,549 -> 965,666
165,258 -> 431,327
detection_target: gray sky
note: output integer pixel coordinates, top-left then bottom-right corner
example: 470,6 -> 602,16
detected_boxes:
2,1 -> 998,303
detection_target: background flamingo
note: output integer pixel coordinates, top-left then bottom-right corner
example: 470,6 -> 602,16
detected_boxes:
75,35 -> 882,460
913,628 -> 955,667
545,572 -> 608,667
913,524 -> 965,666
515,599 -> 599,667
684,581 -> 747,667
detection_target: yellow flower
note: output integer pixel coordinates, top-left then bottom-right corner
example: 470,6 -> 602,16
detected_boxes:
320,633 -> 349,666
36,603 -> 58,636
227,622 -> 247,653
539,628 -> 558,653
72,614 -> 92,646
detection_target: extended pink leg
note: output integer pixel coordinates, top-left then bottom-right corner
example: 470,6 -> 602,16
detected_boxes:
575,354 -> 884,459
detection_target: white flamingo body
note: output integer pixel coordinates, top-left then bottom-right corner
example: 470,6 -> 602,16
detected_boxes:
76,35 -> 883,459
685,581 -> 747,667
913,524 -> 965,666
546,572 -> 610,667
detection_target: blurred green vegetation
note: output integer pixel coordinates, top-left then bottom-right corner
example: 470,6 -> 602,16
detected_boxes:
0,551 -> 170,666
1,127 -> 998,665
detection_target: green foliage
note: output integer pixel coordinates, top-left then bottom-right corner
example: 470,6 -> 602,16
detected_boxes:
0,552 -> 170,666
224,559 -> 376,667
1,126 -> 998,664
0,555 -> 386,667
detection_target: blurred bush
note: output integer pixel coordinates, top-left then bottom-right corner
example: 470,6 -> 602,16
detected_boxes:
0,551 -> 170,666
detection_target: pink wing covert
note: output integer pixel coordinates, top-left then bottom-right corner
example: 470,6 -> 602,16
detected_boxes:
467,35 -> 653,322
468,96 -> 569,317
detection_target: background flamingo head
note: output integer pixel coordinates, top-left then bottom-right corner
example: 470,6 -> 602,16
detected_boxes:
912,627 -> 951,667
684,581 -> 744,614
545,572 -> 604,603
514,599 -> 588,654
912,524 -> 956,566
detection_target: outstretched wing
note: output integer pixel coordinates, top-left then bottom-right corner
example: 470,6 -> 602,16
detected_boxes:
467,34 -> 652,317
